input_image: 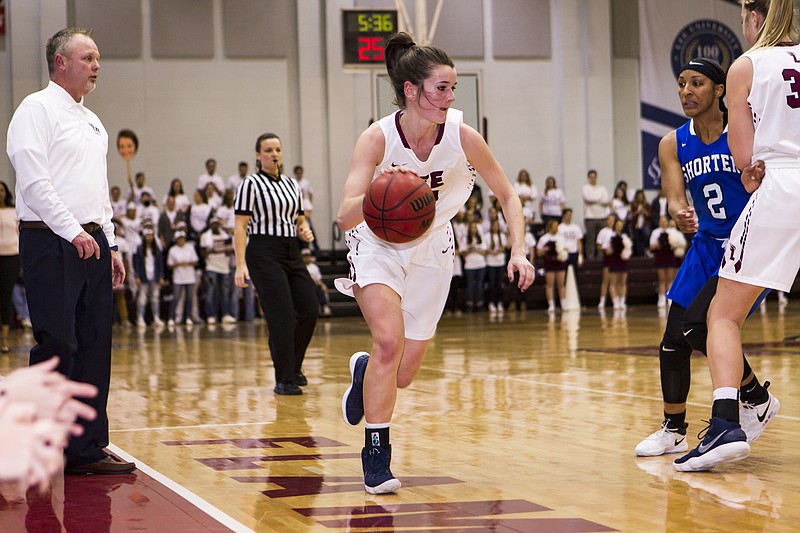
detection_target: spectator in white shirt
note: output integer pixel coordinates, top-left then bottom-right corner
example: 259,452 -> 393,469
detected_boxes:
110,185 -> 127,221
540,176 -> 565,227
137,191 -> 160,227
163,178 -> 190,213
228,162 -> 249,193
203,181 -> 223,211
558,208 -> 584,277
166,231 -> 199,326
215,189 -> 236,232
133,226 -> 165,327
581,169 -> 610,259
460,221 -> 487,312
485,219 -> 508,316
128,172 -> 154,205
610,183 -> 630,227
120,202 -> 142,251
514,169 -> 538,224
187,189 -> 213,240
197,158 -> 225,198
200,217 -> 236,324
294,165 -> 318,252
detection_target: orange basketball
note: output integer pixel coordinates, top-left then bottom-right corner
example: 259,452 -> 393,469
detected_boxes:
362,169 -> 436,243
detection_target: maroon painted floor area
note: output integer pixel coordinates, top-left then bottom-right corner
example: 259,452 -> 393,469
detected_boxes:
0,470 -> 232,533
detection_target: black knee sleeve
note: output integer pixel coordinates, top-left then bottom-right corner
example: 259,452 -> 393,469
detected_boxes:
681,276 -> 718,355
660,303 -> 693,404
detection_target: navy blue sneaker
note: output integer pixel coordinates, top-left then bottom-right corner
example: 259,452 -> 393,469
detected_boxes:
342,352 -> 369,425
673,417 -> 750,472
362,445 -> 401,494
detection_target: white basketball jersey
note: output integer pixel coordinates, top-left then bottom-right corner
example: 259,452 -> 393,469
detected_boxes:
746,44 -> 800,163
375,108 -> 476,232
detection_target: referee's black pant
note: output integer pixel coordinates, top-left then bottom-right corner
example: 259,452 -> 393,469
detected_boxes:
246,236 -> 318,384
19,227 -> 112,468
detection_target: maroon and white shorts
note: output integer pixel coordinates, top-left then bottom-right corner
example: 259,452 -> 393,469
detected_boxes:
335,221 -> 455,340
720,164 -> 800,292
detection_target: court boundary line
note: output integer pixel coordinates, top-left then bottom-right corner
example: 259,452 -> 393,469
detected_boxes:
107,443 -> 254,533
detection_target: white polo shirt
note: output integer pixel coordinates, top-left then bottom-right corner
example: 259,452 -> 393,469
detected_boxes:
7,81 -> 115,246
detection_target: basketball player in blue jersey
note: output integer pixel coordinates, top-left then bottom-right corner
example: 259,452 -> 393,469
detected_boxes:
335,32 -> 535,494
675,0 -> 799,472
635,58 -> 778,458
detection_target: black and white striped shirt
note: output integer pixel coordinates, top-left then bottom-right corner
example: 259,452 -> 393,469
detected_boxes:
234,171 -> 304,237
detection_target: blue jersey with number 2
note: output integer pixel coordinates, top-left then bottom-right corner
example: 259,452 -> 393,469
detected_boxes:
676,120 -> 749,239
667,120 -> 754,308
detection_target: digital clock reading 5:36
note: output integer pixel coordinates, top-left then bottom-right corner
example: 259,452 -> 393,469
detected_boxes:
342,9 -> 399,66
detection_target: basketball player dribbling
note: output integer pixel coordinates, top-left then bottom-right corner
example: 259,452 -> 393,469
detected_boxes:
635,58 -> 778,459
674,0 -> 800,472
334,32 -> 535,494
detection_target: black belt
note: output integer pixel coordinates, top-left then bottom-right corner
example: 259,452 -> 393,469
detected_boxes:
19,220 -> 103,234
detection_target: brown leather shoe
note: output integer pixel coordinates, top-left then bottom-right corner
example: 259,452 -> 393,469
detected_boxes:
65,454 -> 136,475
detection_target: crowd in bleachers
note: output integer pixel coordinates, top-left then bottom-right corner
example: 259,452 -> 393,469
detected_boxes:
115,164 -> 788,325
109,158 -> 331,328
444,169 -> 691,316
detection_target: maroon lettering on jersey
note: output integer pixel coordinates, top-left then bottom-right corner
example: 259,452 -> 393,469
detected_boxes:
420,170 -> 444,200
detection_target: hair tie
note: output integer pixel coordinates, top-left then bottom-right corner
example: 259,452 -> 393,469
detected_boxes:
405,41 -> 416,50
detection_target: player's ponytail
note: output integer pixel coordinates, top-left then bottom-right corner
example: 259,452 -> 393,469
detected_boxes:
385,32 -> 454,108
750,0 -> 796,49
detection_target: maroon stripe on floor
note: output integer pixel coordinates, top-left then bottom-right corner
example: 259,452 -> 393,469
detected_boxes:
0,469 -> 233,533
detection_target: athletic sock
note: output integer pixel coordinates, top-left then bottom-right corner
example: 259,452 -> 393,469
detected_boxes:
664,411 -> 687,432
365,423 -> 390,449
711,387 -> 739,423
740,376 -> 767,403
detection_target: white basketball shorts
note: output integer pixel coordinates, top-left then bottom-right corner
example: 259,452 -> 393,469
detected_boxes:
335,221 -> 455,340
720,164 -> 800,292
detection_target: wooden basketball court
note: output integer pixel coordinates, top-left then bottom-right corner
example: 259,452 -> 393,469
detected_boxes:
1,302 -> 798,532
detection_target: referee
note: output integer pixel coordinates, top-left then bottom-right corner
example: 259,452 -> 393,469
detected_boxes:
233,133 -> 318,395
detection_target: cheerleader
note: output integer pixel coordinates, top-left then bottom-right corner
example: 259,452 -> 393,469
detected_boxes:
605,218 -> 632,310
596,214 -> 617,309
537,219 -> 568,312
650,216 -> 686,308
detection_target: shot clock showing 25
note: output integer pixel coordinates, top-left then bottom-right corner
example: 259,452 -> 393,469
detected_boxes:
342,9 -> 398,66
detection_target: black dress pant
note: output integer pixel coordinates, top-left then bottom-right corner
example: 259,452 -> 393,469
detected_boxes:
246,235 -> 318,384
0,254 -> 20,326
19,227 -> 112,468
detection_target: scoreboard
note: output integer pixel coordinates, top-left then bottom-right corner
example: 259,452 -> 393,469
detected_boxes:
342,9 -> 398,67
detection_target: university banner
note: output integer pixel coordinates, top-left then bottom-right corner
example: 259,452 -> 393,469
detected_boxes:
639,0 -> 743,190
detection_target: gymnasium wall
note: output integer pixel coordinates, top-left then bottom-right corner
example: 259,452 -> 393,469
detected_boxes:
0,0 -> 641,249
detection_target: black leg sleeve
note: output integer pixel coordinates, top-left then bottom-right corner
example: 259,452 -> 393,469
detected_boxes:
660,302 -> 693,404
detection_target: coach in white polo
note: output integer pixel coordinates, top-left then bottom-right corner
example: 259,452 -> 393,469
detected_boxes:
6,27 -> 134,475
